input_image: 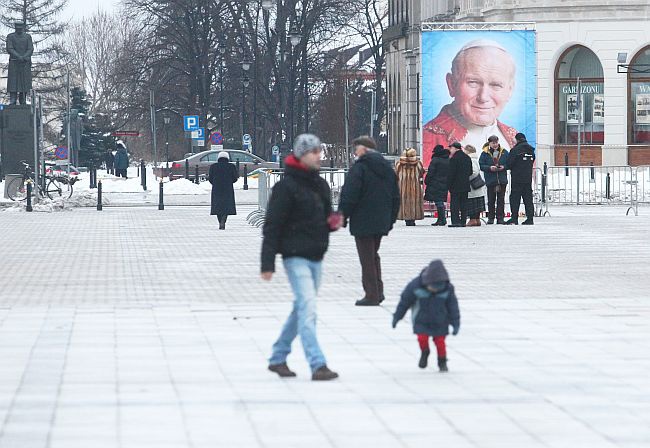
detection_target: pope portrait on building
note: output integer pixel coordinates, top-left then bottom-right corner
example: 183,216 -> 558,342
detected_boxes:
421,32 -> 536,166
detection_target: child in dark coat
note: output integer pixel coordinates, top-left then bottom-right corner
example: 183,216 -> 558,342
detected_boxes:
392,260 -> 460,372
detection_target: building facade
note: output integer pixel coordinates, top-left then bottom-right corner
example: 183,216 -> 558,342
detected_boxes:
384,0 -> 650,166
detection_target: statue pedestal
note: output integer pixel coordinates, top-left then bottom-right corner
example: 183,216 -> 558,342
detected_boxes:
0,105 -> 35,179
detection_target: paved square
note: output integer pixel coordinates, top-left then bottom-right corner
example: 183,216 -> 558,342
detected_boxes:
0,205 -> 649,447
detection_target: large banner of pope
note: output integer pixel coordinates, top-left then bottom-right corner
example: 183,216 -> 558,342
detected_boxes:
421,30 -> 537,166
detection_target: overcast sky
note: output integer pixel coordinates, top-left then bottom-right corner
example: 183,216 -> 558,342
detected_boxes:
64,0 -> 120,20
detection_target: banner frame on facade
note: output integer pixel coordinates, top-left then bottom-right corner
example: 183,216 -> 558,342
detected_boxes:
419,22 -> 537,164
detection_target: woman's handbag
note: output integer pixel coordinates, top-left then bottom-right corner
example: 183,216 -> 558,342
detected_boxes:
470,173 -> 485,190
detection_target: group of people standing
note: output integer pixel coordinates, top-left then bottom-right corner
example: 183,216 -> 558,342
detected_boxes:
397,133 -> 536,227
104,142 -> 129,178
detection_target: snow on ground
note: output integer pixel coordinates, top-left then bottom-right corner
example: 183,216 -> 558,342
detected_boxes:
0,207 -> 648,447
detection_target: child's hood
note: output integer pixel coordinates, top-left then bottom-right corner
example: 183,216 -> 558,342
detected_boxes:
420,260 -> 450,287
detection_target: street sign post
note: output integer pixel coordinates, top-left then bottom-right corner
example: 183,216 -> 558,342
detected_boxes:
183,115 -> 199,131
55,146 -> 69,160
191,128 -> 205,140
210,131 -> 224,145
111,131 -> 140,137
272,145 -> 280,162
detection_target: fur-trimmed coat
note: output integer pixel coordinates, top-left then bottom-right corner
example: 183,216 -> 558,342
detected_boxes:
395,152 -> 425,221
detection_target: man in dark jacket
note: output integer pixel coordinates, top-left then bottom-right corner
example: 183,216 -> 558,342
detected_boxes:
446,142 -> 472,227
339,136 -> 401,307
424,144 -> 450,226
479,135 -> 509,224
208,152 -> 239,230
505,133 -> 536,225
113,142 -> 129,178
105,150 -> 115,175
392,259 -> 460,372
262,134 -> 340,381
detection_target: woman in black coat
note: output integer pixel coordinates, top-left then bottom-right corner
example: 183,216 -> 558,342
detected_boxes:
424,144 -> 451,226
208,152 -> 239,230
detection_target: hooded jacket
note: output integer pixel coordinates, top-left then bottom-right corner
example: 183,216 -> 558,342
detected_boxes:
261,155 -> 332,273
479,143 -> 509,187
339,151 -> 401,237
114,147 -> 129,170
394,260 -> 461,337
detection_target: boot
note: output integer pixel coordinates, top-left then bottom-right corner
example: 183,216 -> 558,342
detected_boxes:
405,220 -> 416,226
432,207 -> 447,226
312,365 -> 339,381
487,218 -> 494,225
467,219 -> 481,227
418,349 -> 430,369
504,218 -> 518,225
355,297 -> 381,306
268,363 -> 297,378
437,357 -> 448,372
522,218 -> 534,225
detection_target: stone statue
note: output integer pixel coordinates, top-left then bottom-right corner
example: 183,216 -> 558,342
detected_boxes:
6,21 -> 34,105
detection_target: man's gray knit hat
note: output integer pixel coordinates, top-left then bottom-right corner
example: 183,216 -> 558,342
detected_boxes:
293,133 -> 321,158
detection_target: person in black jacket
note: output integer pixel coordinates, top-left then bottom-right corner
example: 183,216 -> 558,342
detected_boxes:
505,133 -> 536,225
208,152 -> 239,230
446,142 -> 473,227
339,135 -> 401,307
262,134 -> 340,381
424,144 -> 450,226
392,260 -> 460,372
105,150 -> 115,175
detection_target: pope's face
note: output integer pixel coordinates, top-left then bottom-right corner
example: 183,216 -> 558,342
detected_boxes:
446,47 -> 515,127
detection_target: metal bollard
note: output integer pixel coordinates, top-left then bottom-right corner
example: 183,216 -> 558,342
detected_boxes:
97,180 -> 103,211
236,160 -> 240,174
141,160 -> 147,191
195,165 -> 199,184
158,180 -> 164,210
26,181 -> 33,212
89,168 -> 94,189
330,157 -> 334,183
185,159 -> 189,180
590,162 -> 595,182
541,174 -> 547,204
543,161 -> 548,176
243,164 -> 248,190
606,173 -> 611,199
564,153 -> 569,176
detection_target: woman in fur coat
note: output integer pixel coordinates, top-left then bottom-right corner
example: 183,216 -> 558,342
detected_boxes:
395,148 -> 425,226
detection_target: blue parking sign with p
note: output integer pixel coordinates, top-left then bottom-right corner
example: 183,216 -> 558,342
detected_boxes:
183,115 -> 199,131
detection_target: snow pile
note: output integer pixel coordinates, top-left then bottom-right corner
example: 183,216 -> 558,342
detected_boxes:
99,177 -> 149,193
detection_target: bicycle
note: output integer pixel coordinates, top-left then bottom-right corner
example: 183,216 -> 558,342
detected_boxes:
7,161 -> 77,201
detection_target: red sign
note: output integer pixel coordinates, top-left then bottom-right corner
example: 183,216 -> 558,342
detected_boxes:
111,131 -> 140,137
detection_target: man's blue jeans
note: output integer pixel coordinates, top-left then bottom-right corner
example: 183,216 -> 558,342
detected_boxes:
269,257 -> 327,373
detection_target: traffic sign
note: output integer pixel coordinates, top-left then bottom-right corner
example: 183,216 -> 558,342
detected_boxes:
111,131 -> 140,137
211,144 -> 224,151
196,140 -> 205,147
242,133 -> 251,143
210,131 -> 224,145
191,128 -> 205,140
55,146 -> 69,160
183,115 -> 199,131
272,145 -> 280,155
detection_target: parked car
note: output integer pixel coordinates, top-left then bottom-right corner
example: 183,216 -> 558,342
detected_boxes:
169,149 -> 279,180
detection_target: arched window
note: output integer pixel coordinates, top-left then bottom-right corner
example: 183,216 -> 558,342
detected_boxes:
628,46 -> 650,144
555,46 -> 604,145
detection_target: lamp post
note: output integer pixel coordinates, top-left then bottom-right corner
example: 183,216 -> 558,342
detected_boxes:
241,60 -> 251,144
219,46 -> 226,134
163,115 -> 171,170
287,24 -> 301,147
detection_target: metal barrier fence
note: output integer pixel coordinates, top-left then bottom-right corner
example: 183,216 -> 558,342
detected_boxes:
246,168 -> 348,227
